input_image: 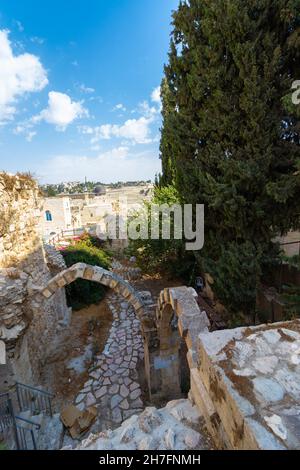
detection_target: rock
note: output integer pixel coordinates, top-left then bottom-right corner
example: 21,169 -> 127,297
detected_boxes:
275,368 -> 300,399
262,330 -> 281,345
246,418 -> 285,450
264,415 -> 287,441
233,342 -> 255,367
233,368 -> 255,377
279,328 -> 300,341
252,356 -> 278,374
138,437 -> 158,450
75,393 -> 86,404
253,377 -> 285,403
120,384 -> 130,398
291,353 -> 300,365
111,407 -> 122,424
61,405 -> 97,440
86,392 -> 96,407
164,429 -> 175,449
95,386 -> 107,399
60,405 -> 82,428
184,429 -> 201,449
120,399 -> 129,410
109,384 -> 119,395
166,399 -> 201,426
111,394 -> 122,409
130,388 -> 141,400
130,382 -> 139,391
131,398 -> 143,409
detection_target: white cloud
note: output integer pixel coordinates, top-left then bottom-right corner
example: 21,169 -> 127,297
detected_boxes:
79,84 -> 95,94
151,86 -> 161,105
15,21 -> 24,32
36,147 -> 160,184
30,36 -> 45,45
79,116 -> 154,146
0,29 -> 48,123
13,123 -> 36,141
26,131 -> 36,142
100,117 -> 154,143
113,103 -> 126,112
34,91 -> 88,130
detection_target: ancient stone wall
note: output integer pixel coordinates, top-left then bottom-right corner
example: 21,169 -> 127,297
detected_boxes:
0,173 -> 70,387
154,287 -> 300,449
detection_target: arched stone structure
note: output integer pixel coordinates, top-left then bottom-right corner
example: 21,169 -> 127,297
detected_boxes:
154,286 -> 210,399
33,265 -> 210,403
34,262 -> 156,395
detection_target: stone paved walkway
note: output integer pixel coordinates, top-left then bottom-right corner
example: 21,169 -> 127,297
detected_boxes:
74,290 -> 145,428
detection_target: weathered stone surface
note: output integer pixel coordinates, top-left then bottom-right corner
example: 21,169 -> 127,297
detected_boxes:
72,399 -> 211,451
196,320 -> 300,450
0,173 -> 70,384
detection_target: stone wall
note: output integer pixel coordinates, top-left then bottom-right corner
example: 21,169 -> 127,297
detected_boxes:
0,173 -> 70,387
194,320 -> 300,449
154,286 -> 300,449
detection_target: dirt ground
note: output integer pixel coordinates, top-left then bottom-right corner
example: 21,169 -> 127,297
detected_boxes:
133,274 -> 182,300
41,299 -> 113,409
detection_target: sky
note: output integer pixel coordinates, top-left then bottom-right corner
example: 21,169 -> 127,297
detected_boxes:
0,0 -> 179,184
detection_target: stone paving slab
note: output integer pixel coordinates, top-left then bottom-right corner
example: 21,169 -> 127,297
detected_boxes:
73,289 -> 146,429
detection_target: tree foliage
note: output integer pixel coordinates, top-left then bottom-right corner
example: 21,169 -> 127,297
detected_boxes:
128,185 -> 196,281
159,0 -> 300,316
61,236 -> 111,310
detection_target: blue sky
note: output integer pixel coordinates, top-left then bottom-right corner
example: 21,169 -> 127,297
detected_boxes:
0,0 -> 179,184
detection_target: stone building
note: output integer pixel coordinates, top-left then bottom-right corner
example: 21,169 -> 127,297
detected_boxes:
0,173 -> 70,389
41,196 -> 73,238
40,185 -> 154,240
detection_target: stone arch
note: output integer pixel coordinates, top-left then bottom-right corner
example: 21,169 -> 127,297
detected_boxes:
36,262 -> 156,396
154,286 -> 210,400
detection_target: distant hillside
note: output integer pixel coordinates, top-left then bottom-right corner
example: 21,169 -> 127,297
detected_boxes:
41,180 -> 152,197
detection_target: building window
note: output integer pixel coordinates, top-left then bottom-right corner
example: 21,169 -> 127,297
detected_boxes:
45,210 -> 52,221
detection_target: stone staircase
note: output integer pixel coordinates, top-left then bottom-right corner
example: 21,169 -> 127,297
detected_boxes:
13,410 -> 63,450
0,383 -> 63,450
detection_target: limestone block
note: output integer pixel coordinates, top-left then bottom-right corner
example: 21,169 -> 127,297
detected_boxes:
57,276 -> 68,288
42,288 -> 53,299
91,269 -> 104,283
83,266 -> 95,281
72,263 -> 87,278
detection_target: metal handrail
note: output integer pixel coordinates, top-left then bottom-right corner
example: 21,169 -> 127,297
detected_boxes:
15,383 -> 54,418
15,415 -> 41,430
15,417 -> 41,450
15,382 -> 54,398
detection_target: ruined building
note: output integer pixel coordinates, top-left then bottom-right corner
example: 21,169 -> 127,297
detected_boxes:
0,173 -> 70,388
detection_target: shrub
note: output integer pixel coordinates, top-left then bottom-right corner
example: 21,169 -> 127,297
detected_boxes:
61,239 -> 111,310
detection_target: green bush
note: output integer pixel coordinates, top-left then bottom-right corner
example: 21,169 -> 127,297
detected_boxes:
61,238 -> 111,310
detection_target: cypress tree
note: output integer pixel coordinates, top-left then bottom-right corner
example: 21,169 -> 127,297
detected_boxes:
160,0 -> 300,317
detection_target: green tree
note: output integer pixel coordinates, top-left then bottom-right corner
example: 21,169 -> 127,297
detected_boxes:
128,185 -> 196,280
160,0 -> 300,317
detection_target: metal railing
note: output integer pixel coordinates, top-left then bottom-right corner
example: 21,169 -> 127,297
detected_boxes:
15,416 -> 41,450
0,393 -> 14,433
15,383 -> 54,417
1,384 -> 54,450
